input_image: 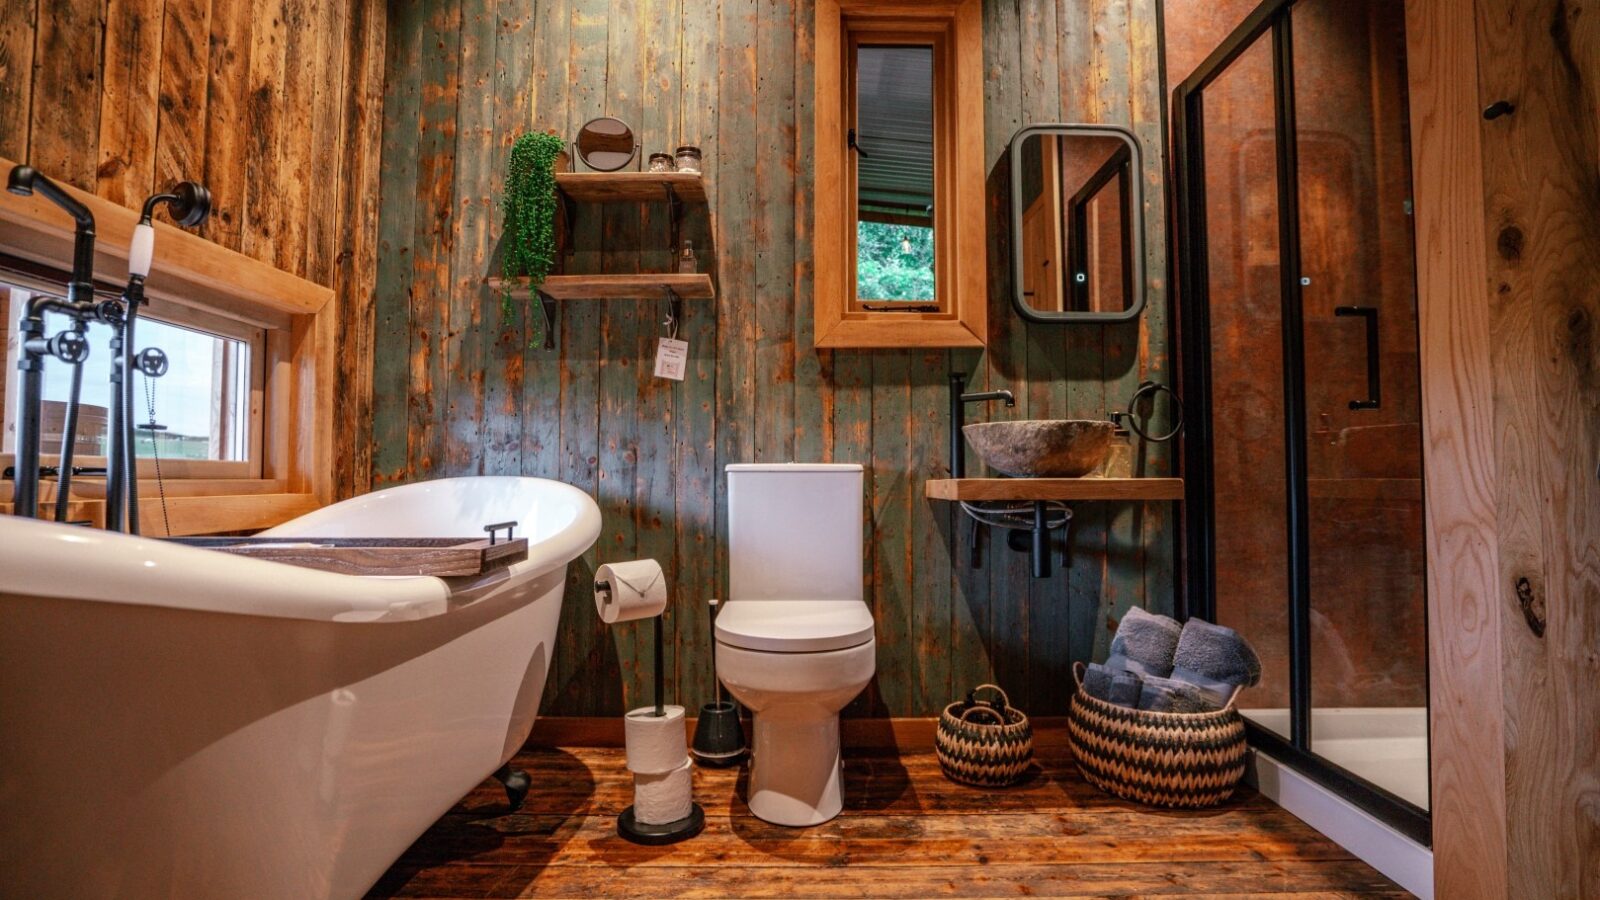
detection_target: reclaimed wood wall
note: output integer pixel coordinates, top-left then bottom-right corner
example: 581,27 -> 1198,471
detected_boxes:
1410,0 -> 1600,894
372,0 -> 1173,718
0,0 -> 386,496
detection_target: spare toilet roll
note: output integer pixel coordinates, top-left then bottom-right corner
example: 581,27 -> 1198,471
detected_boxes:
594,559 -> 668,624
632,758 -> 694,826
624,704 -> 688,774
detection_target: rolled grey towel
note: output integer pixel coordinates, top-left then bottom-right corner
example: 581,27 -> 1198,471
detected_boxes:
1172,619 -> 1262,708
1082,663 -> 1143,709
1106,606 -> 1181,678
1136,674 -> 1214,714
1108,671 -> 1142,708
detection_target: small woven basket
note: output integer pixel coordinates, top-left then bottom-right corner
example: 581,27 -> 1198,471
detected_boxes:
1067,661 -> 1248,808
936,684 -> 1034,787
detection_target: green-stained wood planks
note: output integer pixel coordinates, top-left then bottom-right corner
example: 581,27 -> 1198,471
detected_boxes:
367,0 -> 1173,718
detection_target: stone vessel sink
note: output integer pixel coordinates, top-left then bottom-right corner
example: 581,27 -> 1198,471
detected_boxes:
962,419 -> 1116,478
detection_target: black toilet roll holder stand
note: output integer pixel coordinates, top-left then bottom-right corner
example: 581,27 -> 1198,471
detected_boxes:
596,577 -> 706,845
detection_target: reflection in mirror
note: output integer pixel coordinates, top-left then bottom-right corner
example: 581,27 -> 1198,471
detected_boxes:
1012,126 -> 1144,322
853,45 -> 935,309
574,116 -> 638,172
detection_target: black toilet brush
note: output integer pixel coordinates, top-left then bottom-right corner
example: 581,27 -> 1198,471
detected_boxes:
691,598 -> 747,766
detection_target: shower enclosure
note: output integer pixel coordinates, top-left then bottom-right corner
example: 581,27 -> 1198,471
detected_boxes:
1173,0 -> 1429,842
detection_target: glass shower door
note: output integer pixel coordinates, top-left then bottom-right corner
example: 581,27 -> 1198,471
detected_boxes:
1174,0 -> 1430,842
1289,0 -> 1430,813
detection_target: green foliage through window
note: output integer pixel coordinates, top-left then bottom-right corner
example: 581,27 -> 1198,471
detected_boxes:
856,221 -> 934,301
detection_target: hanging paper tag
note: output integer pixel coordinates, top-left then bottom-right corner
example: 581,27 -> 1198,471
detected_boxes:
654,337 -> 688,381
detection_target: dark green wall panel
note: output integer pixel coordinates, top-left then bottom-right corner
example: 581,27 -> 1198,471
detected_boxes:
371,0 -> 1175,718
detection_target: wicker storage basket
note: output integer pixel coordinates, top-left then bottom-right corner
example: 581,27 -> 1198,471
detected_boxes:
936,684 -> 1034,787
1066,661 -> 1248,808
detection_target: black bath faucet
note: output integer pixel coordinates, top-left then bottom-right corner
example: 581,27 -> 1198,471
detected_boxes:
949,372 -> 1015,480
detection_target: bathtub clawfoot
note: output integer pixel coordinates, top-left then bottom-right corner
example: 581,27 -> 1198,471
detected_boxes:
493,764 -> 531,813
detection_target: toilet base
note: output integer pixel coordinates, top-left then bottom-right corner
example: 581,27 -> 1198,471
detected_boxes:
748,713 -> 845,826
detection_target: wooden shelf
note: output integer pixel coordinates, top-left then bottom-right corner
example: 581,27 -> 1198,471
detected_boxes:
555,171 -> 706,203
490,273 -> 715,301
925,477 -> 1185,502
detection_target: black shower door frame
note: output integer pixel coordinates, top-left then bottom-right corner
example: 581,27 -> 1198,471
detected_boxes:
1171,0 -> 1432,846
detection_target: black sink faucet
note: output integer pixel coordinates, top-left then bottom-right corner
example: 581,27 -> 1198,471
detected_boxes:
949,373 -> 1015,479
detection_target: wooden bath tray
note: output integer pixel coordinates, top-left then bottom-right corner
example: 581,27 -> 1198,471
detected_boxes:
165,536 -> 529,577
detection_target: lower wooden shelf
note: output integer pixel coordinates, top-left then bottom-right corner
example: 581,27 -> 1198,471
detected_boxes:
925,477 -> 1185,502
490,273 -> 715,301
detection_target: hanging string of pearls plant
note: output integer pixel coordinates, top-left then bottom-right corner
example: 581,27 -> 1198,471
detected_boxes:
501,131 -> 566,346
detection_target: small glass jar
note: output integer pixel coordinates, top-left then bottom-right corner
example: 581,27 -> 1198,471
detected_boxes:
647,153 -> 676,173
674,145 -> 702,173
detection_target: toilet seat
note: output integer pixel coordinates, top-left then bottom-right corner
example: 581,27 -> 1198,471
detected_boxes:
714,600 -> 874,653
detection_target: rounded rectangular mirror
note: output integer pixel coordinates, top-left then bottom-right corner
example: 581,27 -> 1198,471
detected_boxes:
1008,124 -> 1146,324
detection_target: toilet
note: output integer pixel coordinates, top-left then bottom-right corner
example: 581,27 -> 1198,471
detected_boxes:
714,463 -> 876,827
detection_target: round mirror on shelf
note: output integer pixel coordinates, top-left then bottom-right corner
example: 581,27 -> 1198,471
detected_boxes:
574,117 -> 639,172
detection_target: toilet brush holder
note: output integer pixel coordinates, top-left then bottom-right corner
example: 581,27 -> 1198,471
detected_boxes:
691,597 -> 747,766
691,700 -> 747,766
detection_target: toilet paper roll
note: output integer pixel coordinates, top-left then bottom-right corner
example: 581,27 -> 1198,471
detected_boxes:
624,704 -> 689,774
632,758 -> 694,826
594,559 -> 668,624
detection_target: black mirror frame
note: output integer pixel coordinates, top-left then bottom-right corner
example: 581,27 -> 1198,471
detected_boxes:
1007,123 -> 1147,325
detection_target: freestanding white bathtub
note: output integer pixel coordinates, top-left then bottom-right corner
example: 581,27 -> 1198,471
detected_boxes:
0,476 -> 601,900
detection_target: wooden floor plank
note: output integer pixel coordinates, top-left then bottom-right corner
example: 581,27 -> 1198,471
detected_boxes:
367,745 -> 1406,899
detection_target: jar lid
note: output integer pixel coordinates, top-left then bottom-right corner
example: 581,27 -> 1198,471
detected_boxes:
649,152 -> 674,161
675,145 -> 701,155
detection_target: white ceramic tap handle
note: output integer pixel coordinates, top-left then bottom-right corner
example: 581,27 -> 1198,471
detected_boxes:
128,223 -> 155,278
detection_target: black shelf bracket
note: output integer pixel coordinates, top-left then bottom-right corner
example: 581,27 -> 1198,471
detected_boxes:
534,288 -> 558,350
662,284 -> 683,328
664,182 -> 684,256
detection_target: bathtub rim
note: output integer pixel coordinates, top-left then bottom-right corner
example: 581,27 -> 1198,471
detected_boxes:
0,476 -> 601,624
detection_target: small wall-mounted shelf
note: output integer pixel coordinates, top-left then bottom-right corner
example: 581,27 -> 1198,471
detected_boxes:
490,273 -> 714,302
925,477 -> 1185,502
555,171 -> 706,204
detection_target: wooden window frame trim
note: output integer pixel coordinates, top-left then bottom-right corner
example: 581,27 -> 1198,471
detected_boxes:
0,156 -> 335,534
815,0 -> 986,348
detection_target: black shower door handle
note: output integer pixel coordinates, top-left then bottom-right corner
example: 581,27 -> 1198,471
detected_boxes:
1335,305 -> 1380,410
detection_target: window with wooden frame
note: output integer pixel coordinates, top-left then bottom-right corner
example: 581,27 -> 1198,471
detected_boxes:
0,158 -> 336,534
815,0 -> 986,348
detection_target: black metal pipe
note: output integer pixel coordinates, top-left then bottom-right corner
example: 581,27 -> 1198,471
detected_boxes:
53,334 -> 86,522
654,613 -> 666,717
124,300 -> 142,534
7,167 -> 97,520
949,373 -> 967,478
106,315 -> 126,531
1031,501 -> 1051,578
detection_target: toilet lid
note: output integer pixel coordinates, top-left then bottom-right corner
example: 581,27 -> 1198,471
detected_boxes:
714,600 -> 875,653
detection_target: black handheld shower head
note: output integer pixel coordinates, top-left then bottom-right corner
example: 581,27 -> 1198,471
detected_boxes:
140,181 -> 212,227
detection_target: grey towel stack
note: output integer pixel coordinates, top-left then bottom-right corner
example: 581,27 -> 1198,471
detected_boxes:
1135,674 -> 1213,714
1082,662 -> 1143,708
1106,607 -> 1182,678
1171,619 -> 1262,709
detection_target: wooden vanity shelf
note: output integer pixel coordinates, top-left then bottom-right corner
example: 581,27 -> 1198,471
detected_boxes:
925,477 -> 1185,502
